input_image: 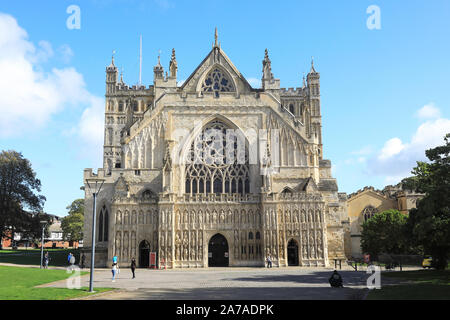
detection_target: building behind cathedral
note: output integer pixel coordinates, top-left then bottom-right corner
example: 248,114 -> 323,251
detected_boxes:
83,31 -> 349,268
347,183 -> 422,258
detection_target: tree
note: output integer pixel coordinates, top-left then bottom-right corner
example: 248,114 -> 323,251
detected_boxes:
23,212 -> 52,244
66,199 -> 84,216
402,134 -> 450,270
61,199 -> 84,242
0,151 -> 46,243
361,209 -> 409,259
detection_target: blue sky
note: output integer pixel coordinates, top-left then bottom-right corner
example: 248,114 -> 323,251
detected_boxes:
0,0 -> 449,216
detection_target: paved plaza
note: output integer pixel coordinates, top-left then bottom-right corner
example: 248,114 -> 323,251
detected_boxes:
40,266 -> 410,300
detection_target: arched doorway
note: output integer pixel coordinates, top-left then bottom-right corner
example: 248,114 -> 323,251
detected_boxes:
287,239 -> 299,266
139,240 -> 151,268
208,234 -> 229,267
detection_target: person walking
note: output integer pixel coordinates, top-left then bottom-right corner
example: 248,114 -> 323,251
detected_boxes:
67,252 -> 73,266
80,254 -> 86,269
112,258 -> 119,282
69,253 -> 76,266
266,255 -> 272,268
43,251 -> 49,269
131,257 -> 136,279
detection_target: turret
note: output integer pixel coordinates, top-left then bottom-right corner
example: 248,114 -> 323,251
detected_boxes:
106,54 -> 118,95
306,57 -> 323,158
153,54 -> 164,81
154,51 -> 177,88
307,57 -> 320,100
262,49 -> 280,90
169,48 -> 178,79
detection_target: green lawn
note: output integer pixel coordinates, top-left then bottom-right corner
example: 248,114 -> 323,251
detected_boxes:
368,270 -> 450,300
0,250 -> 21,254
0,249 -> 81,267
0,266 -> 112,300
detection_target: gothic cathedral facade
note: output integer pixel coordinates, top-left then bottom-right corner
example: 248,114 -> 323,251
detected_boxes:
83,32 -> 349,268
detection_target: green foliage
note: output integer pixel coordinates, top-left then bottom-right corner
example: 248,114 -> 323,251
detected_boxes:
402,134 -> 450,270
21,212 -> 52,243
361,209 -> 408,258
0,150 -> 46,240
61,199 -> 84,242
66,199 -> 85,216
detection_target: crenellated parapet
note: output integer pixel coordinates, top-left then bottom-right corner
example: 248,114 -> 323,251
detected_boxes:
279,87 -> 306,96
113,84 -> 153,95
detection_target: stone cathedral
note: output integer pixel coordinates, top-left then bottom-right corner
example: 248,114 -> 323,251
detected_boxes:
83,31 -> 349,268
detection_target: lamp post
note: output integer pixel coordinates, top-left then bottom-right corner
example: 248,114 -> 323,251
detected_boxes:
39,220 -> 47,269
86,178 -> 105,293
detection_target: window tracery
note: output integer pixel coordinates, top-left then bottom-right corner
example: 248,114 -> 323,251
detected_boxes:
363,206 -> 377,221
201,68 -> 235,97
185,120 -> 249,195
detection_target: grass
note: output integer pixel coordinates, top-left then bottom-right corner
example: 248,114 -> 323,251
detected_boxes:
0,249 -> 81,267
367,269 -> 450,300
0,250 -> 21,254
0,266 -> 112,300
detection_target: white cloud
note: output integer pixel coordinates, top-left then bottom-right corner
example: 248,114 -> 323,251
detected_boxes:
0,13 -> 104,165
58,44 -> 74,64
378,138 -> 405,160
367,105 -> 450,182
415,103 -> 441,119
35,40 -> 54,63
357,157 -> 366,163
72,96 -> 105,168
343,146 -> 372,166
247,77 -> 261,88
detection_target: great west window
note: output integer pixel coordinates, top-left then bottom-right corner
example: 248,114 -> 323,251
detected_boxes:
185,120 -> 249,195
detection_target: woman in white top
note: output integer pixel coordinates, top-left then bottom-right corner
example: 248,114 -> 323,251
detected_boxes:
112,261 -> 119,282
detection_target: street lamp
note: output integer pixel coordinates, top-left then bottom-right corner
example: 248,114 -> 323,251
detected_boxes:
39,220 -> 47,269
85,178 -> 105,293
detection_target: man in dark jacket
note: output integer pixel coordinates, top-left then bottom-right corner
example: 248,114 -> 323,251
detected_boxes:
131,257 -> 137,279
329,270 -> 344,288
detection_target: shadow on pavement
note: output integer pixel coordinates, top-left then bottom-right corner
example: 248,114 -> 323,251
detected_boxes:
229,271 -> 369,287
90,286 -> 367,300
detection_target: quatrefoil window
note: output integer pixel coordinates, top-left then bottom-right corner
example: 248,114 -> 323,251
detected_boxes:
201,68 -> 235,97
